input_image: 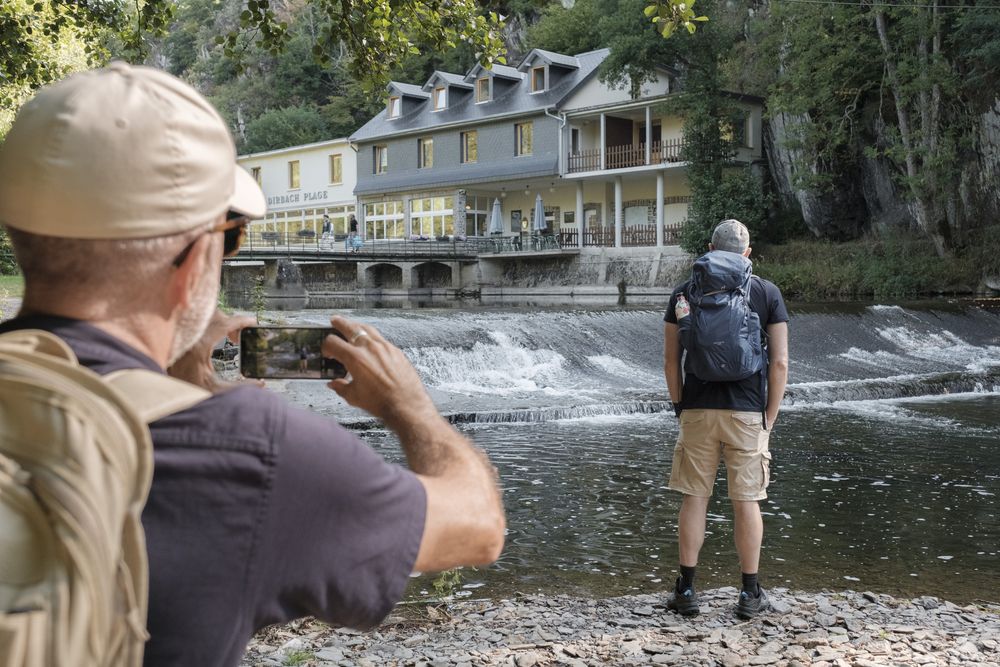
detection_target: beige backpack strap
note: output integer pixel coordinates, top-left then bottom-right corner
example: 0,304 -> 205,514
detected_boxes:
0,329 -> 76,362
104,369 -> 212,424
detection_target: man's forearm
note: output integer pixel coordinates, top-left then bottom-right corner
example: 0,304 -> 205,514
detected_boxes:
766,363 -> 788,421
388,409 -> 487,478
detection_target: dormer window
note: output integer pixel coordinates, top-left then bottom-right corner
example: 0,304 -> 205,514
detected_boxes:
476,77 -> 490,103
531,66 -> 545,93
387,96 -> 401,119
433,87 -> 447,111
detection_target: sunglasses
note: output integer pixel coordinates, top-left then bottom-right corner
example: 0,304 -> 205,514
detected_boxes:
172,212 -> 249,268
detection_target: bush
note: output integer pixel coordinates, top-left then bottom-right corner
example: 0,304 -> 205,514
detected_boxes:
753,231 -> 982,299
0,228 -> 18,275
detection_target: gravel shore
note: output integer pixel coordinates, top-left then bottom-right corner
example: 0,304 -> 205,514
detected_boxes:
240,588 -> 1000,666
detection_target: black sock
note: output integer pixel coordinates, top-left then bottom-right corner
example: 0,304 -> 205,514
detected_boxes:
741,572 -> 759,596
679,565 -> 696,592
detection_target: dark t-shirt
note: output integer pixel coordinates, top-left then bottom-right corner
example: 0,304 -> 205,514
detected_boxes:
0,316 -> 427,667
664,273 -> 789,411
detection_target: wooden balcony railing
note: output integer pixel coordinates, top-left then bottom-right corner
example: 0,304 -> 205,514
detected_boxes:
566,138 -> 686,174
558,225 -> 683,247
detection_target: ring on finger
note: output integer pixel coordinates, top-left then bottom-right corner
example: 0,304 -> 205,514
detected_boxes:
349,329 -> 370,345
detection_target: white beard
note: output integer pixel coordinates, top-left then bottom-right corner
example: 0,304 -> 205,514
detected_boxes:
167,267 -> 220,366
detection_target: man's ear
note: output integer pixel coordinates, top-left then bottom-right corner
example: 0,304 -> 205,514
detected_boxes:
743,246 -> 752,257
708,243 -> 715,252
168,235 -> 208,311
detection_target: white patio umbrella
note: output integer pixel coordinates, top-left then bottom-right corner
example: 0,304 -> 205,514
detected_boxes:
532,193 -> 547,233
488,198 -> 504,235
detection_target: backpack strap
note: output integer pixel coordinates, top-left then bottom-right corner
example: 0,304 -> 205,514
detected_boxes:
0,329 -> 211,424
104,370 -> 212,424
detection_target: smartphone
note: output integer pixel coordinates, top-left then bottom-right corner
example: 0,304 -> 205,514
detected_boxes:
240,327 -> 347,380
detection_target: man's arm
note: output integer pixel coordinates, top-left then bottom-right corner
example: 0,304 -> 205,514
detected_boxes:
765,322 -> 789,429
323,316 -> 505,573
664,322 -> 683,405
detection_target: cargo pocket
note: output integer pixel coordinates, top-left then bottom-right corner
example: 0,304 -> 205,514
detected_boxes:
760,448 -> 772,493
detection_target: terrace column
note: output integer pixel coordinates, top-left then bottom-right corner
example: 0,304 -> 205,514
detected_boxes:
403,196 -> 413,238
614,175 -> 623,248
599,113 -> 606,170
656,171 -> 665,247
645,106 -> 652,165
575,180 -> 585,248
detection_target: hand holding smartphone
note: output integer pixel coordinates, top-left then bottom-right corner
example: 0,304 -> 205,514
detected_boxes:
240,327 -> 347,380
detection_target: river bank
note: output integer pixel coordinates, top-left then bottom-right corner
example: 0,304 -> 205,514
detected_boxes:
240,588 -> 1000,666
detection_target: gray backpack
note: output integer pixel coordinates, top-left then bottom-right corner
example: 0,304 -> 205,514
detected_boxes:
678,251 -> 765,382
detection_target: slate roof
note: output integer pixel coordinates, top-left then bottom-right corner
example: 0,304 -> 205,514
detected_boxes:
351,48 -> 610,144
518,48 -> 581,71
464,63 -> 524,82
389,82 -> 429,99
424,71 -> 473,90
355,155 -> 558,195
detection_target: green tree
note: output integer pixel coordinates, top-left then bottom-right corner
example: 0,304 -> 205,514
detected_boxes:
243,105 -> 331,153
758,0 -> 1000,256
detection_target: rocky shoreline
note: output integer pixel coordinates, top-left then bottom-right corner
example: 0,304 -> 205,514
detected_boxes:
240,589 -> 1000,666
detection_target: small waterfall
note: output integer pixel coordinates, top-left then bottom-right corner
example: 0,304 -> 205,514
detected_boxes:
278,303 -> 1000,423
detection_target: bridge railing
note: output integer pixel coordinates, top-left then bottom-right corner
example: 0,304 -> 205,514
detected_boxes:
238,231 -> 568,258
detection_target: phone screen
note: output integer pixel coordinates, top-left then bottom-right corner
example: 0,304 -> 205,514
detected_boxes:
240,327 -> 347,380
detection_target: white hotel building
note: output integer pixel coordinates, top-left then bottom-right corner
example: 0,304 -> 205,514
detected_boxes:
237,138 -> 357,242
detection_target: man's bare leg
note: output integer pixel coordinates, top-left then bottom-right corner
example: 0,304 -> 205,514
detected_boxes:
678,494 -> 710,566
732,499 -> 762,575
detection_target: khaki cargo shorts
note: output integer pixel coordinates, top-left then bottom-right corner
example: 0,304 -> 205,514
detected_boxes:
668,409 -> 772,501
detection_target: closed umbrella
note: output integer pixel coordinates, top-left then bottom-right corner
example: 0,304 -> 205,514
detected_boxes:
533,194 -> 547,234
488,198 -> 504,235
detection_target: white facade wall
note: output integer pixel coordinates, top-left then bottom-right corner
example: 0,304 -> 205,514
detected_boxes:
237,139 -> 358,236
567,70 -> 671,110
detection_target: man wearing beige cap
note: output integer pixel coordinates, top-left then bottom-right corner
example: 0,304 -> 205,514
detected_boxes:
662,219 -> 789,619
0,63 -> 505,665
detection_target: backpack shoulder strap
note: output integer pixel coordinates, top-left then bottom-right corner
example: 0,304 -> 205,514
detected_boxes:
0,328 -> 76,361
104,369 -> 211,424
0,329 -> 212,423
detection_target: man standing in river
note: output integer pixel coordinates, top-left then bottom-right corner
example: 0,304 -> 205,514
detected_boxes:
662,219 -> 789,619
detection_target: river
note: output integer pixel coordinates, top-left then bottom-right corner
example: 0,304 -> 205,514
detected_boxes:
264,300 -> 1000,604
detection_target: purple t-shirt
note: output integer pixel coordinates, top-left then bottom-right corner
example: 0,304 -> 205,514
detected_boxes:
0,316 -> 427,667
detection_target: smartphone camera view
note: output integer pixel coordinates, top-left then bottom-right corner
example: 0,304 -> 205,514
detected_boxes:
240,327 -> 347,380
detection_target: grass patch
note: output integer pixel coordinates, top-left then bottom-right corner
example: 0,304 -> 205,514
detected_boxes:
0,274 -> 23,296
752,231 -> 993,300
0,274 -> 23,320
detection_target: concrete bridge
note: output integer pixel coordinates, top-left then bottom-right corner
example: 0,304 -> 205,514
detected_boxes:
226,236 -> 576,290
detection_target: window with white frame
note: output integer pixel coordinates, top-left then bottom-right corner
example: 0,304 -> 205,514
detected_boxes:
476,77 -> 490,103
329,154 -> 342,184
433,86 -> 447,111
461,131 -> 478,163
410,196 -> 455,238
531,66 -> 545,93
418,137 -> 434,169
250,166 -> 261,185
387,96 -> 401,119
363,201 -> 405,240
288,160 -> 300,189
515,122 -> 533,156
373,145 -> 388,174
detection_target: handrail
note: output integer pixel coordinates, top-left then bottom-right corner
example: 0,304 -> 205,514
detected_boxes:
566,138 -> 686,174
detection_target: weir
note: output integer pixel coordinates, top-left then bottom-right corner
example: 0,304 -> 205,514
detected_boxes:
278,302 -> 1000,424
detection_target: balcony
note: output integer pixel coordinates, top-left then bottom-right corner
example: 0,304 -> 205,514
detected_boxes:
567,138 -> 686,174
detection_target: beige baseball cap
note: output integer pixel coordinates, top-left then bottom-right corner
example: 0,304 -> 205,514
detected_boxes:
0,62 -> 265,240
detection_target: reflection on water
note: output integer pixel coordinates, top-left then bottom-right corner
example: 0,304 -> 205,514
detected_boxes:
271,301 -> 1000,603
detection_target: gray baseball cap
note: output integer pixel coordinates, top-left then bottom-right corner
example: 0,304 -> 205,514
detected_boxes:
711,219 -> 750,253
